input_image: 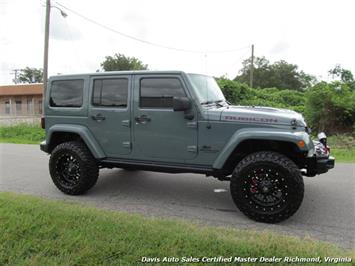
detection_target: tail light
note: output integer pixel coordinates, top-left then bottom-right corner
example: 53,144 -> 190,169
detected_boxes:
41,116 -> 45,129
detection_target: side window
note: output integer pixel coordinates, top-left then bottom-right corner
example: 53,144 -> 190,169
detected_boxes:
15,100 -> 22,112
50,79 -> 84,107
5,101 -> 10,114
92,78 -> 128,107
140,78 -> 186,108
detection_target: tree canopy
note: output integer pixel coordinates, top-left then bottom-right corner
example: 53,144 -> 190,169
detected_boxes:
16,67 -> 43,84
100,53 -> 148,71
234,56 -> 316,91
329,64 -> 354,84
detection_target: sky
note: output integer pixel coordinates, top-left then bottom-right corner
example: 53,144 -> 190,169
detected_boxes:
0,0 -> 354,85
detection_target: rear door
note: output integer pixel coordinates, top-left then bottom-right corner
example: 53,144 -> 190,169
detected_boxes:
88,75 -> 132,157
132,74 -> 198,162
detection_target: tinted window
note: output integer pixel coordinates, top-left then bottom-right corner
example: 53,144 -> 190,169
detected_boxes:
50,79 -> 83,107
92,78 -> 128,107
140,78 -> 185,108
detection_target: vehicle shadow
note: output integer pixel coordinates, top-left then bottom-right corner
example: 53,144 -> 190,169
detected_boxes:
90,168 -> 236,212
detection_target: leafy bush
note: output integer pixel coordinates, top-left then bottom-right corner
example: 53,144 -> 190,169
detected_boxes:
305,81 -> 355,134
217,78 -> 305,113
217,78 -> 354,134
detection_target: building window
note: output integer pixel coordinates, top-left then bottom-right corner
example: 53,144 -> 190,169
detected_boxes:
50,79 -> 84,107
16,100 -> 22,114
140,78 -> 186,109
38,100 -> 42,114
27,98 -> 33,114
92,78 -> 128,107
5,101 -> 10,114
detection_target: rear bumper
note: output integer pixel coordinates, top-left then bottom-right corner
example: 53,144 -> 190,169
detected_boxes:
304,155 -> 335,177
40,140 -> 49,153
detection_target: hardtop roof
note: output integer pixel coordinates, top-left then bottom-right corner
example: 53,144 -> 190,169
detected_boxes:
49,70 -> 188,80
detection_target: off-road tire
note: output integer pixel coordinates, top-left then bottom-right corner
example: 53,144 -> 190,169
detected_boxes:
49,141 -> 99,195
230,151 -> 304,223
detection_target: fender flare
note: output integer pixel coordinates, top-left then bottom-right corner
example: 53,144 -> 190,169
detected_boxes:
212,128 -> 312,169
46,124 -> 106,159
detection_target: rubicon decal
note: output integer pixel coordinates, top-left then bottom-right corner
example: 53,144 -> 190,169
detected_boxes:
223,115 -> 278,123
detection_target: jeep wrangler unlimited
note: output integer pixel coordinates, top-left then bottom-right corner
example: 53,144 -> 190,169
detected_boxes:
40,71 -> 335,223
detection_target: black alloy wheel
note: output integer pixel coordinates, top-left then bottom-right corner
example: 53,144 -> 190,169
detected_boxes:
230,151 -> 304,223
55,153 -> 81,187
49,141 -> 99,195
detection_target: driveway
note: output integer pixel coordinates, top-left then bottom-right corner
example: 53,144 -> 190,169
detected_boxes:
0,143 -> 354,249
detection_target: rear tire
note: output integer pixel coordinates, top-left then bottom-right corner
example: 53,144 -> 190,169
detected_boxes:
230,151 -> 304,223
49,141 -> 99,195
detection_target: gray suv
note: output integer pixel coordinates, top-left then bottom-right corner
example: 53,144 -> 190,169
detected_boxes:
40,71 -> 334,223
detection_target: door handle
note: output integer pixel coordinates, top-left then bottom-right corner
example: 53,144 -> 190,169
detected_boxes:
135,115 -> 151,124
91,113 -> 106,122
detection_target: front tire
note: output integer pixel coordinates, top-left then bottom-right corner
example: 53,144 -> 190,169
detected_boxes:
230,151 -> 304,223
49,141 -> 99,195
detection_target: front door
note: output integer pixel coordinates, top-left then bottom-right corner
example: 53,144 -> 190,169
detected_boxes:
88,75 -> 132,157
133,75 -> 197,162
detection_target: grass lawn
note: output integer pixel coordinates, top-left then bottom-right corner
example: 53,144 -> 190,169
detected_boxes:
327,134 -> 355,163
0,123 -> 354,163
0,192 -> 353,265
330,148 -> 355,163
0,123 -> 45,144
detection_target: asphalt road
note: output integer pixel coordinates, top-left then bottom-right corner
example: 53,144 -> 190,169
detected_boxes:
0,143 -> 354,249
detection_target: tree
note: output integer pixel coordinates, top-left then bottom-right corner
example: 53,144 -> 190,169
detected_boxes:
235,56 -> 316,90
217,77 -> 251,104
16,67 -> 43,84
100,53 -> 148,71
329,64 -> 354,83
305,81 -> 355,133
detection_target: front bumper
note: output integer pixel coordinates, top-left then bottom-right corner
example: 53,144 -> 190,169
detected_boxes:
304,155 -> 335,177
303,139 -> 335,177
40,140 -> 49,153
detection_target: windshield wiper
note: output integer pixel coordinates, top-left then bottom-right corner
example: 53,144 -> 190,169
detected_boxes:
215,100 -> 227,107
200,100 -> 215,105
200,100 -> 226,107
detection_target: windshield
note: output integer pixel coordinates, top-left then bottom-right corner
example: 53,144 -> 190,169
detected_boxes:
187,74 -> 226,105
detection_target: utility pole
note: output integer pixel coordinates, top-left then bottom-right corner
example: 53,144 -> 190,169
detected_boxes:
43,0 -> 51,112
11,69 -> 21,84
249,44 -> 254,88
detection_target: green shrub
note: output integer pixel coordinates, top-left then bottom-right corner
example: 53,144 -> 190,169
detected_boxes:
217,78 -> 305,114
305,82 -> 355,134
217,78 -> 354,135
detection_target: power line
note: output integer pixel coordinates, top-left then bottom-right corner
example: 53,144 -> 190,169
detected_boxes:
55,2 -> 249,54
222,50 -> 250,78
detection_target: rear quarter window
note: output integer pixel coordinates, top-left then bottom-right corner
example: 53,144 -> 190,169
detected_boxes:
50,79 -> 84,107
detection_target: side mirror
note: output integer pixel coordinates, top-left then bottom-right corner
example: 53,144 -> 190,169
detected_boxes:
173,97 -> 191,111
